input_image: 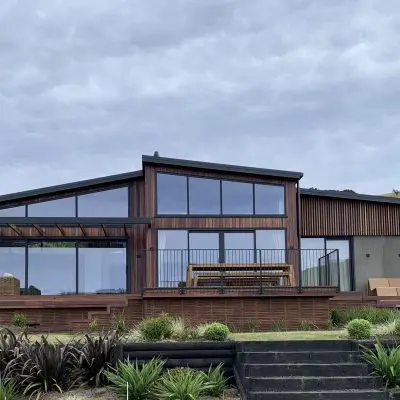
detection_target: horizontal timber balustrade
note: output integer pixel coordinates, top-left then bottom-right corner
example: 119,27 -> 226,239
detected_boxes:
138,248 -> 341,296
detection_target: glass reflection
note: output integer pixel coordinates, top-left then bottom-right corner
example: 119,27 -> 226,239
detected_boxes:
255,184 -> 285,215
222,181 -> 253,214
157,174 -> 187,215
28,197 -> 75,217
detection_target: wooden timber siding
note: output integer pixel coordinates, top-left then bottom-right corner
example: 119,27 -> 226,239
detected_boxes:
301,195 -> 400,236
0,295 -> 330,332
142,164 -> 300,287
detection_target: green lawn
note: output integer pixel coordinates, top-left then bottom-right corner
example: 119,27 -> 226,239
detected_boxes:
26,330 -> 347,343
231,329 -> 346,341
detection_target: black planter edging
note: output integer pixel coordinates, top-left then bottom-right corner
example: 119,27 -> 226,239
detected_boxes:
353,338 -> 400,351
112,341 -> 236,375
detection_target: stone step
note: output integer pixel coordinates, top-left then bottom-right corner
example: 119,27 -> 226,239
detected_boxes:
242,363 -> 369,377
237,351 -> 360,364
236,340 -> 355,353
245,376 -> 382,392
247,390 -> 388,400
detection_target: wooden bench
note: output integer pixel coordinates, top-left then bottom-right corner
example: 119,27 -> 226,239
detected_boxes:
187,263 -> 295,287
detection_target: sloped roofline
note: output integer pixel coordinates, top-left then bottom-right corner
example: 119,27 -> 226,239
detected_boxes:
300,188 -> 400,205
142,155 -> 304,180
0,170 -> 143,205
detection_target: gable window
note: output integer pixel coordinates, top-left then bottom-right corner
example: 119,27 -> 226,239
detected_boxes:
157,174 -> 187,215
28,197 -> 75,217
222,181 -> 253,215
188,177 -> 220,214
255,184 -> 285,215
0,206 -> 26,217
78,187 -> 128,217
156,173 -> 285,216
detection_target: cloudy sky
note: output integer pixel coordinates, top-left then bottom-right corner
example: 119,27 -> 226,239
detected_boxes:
1,0 -> 400,196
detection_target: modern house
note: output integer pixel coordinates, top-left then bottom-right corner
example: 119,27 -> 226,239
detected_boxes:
0,154 -> 399,331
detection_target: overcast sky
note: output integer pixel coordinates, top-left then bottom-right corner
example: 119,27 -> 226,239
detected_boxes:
1,0 -> 400,196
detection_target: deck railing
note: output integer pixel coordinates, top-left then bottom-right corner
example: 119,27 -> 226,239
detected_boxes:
138,248 -> 340,295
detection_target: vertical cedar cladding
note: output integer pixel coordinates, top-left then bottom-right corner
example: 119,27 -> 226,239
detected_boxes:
301,195 -> 400,236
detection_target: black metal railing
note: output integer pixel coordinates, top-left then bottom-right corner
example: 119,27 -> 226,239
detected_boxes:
138,248 -> 341,295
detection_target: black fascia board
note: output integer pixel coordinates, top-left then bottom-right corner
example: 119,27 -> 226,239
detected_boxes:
142,155 -> 303,180
0,217 -> 151,226
300,188 -> 400,205
0,170 -> 143,206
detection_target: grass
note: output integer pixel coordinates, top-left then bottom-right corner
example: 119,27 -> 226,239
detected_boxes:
24,330 -> 348,343
231,330 -> 346,341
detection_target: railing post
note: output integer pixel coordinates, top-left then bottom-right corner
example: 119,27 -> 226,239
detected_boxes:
298,249 -> 302,293
259,249 -> 263,295
336,249 -> 341,293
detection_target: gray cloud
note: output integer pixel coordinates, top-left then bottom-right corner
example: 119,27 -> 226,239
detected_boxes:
1,0 -> 400,195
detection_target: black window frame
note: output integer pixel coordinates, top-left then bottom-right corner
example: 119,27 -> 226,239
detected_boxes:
0,238 -> 129,295
300,235 -> 354,291
156,228 -> 288,284
155,172 -> 287,217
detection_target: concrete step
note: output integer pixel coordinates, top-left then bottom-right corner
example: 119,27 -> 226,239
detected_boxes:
247,390 -> 388,400
236,340 -> 355,353
237,351 -> 360,364
245,376 -> 382,392
242,363 -> 369,377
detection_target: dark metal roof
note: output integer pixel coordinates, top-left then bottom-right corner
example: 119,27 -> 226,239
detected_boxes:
0,170 -> 143,205
0,217 -> 151,226
142,155 -> 303,180
300,188 -> 400,205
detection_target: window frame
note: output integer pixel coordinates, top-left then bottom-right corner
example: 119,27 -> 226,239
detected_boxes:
300,235 -> 354,291
155,172 -> 287,217
0,239 -> 129,295
155,228 -> 288,284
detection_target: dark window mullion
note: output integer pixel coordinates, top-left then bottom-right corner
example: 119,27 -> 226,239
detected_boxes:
253,230 -> 257,263
252,184 -> 256,215
75,243 -> 79,294
186,176 -> 190,215
219,232 -> 225,263
220,180 -> 223,215
24,241 -> 28,292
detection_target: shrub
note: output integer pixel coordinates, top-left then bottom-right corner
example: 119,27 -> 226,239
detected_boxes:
0,378 -> 19,400
272,320 -> 285,332
139,314 -> 174,341
334,307 -> 400,326
105,358 -> 164,399
7,337 -> 80,398
12,313 -> 28,328
155,368 -> 207,400
0,328 -> 25,373
78,331 -> 118,387
201,363 -> 227,397
203,323 -> 230,341
361,340 -> 400,388
112,312 -> 127,335
347,319 -> 372,340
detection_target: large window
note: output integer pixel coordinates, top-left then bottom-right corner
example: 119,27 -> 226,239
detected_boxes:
255,184 -> 285,214
222,181 -> 253,215
28,197 -> 75,217
0,240 -> 127,295
188,177 -> 220,214
28,242 -> 76,295
301,237 -> 352,291
157,229 -> 286,287
78,242 -> 126,294
157,174 -> 187,215
156,173 -> 285,216
0,206 -> 25,217
78,187 -> 128,217
157,230 -> 188,287
0,242 -> 25,291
